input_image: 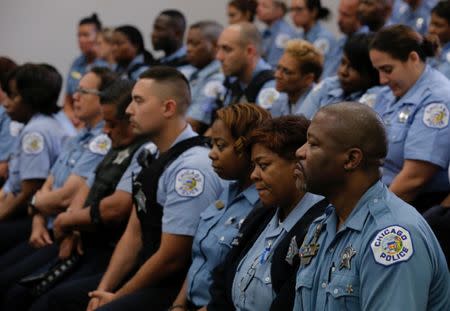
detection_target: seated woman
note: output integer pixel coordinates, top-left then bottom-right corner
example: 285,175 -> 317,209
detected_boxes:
207,115 -> 327,311
169,103 -> 271,310
289,0 -> 336,78
296,33 -> 380,119
111,25 -> 154,81
0,64 -> 69,252
369,24 -> 450,211
272,39 -> 323,117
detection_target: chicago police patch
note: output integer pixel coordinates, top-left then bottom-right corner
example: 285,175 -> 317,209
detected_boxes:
257,88 -> 280,110
423,103 -> 449,129
175,169 -> 204,197
371,225 -> 414,266
89,134 -> 111,155
22,132 -> 44,154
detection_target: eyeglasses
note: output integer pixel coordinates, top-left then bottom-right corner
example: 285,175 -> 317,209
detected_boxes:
275,65 -> 298,76
289,6 -> 305,13
75,87 -> 101,96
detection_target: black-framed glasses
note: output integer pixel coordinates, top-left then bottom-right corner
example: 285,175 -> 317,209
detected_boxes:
75,87 -> 101,96
289,6 -> 305,13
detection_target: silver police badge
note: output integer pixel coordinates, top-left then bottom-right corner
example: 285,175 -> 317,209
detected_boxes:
339,245 -> 356,270
285,236 -> 299,266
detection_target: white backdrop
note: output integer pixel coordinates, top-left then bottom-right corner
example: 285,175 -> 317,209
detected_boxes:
0,0 -> 339,104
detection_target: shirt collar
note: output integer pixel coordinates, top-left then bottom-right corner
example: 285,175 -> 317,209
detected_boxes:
197,60 -> 222,79
161,46 -> 187,63
279,192 -> 323,233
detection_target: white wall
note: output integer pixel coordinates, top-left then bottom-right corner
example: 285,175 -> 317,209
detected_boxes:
0,0 -> 340,103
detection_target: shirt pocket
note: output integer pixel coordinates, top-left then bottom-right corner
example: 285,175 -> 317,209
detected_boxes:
295,269 -> 314,311
388,123 -> 408,143
326,273 -> 360,311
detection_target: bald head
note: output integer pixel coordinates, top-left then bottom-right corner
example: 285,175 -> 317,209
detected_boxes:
227,22 -> 263,55
316,102 -> 387,169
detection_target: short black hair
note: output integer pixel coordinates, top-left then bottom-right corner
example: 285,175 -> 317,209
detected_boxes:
100,79 -> 134,120
160,9 -> 187,34
114,25 -> 154,64
11,63 -> 62,115
0,56 -> 17,90
139,66 -> 191,113
79,13 -> 102,31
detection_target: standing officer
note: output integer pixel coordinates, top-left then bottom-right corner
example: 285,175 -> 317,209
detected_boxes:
428,0 -> 450,79
257,0 -> 297,68
184,21 -> 224,134
201,22 -> 278,126
294,102 -> 450,310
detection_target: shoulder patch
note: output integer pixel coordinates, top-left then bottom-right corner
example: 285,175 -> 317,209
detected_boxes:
22,132 -> 44,154
359,93 -> 377,108
203,80 -> 225,98
175,168 -> 205,197
313,38 -> 330,55
89,134 -> 111,155
70,71 -> 82,80
275,33 -> 290,49
371,225 -> 414,266
423,103 -> 449,129
257,88 -> 280,110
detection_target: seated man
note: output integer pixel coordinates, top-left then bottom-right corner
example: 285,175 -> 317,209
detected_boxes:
46,67 -> 224,311
294,102 -> 450,310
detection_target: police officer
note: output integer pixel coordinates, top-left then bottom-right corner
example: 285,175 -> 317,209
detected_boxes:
152,10 -> 189,68
184,21 -> 224,133
294,102 -> 450,311
325,0 -> 369,79
428,0 -> 450,79
272,39 -> 323,117
170,103 -> 270,310
257,0 -> 297,68
63,13 -> 108,128
0,79 -> 151,311
289,0 -> 336,78
201,22 -> 278,126
390,0 -> 438,35
112,25 -> 153,81
0,64 -> 68,249
370,25 -> 450,211
358,0 -> 393,32
0,57 -> 18,186
296,33 -> 380,119
207,116 -> 326,311
49,67 -> 223,311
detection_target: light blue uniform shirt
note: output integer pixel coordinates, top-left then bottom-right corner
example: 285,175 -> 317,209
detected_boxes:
294,181 -> 450,311
186,60 -> 224,124
304,22 -> 337,79
2,114 -> 67,195
50,121 -> 108,189
296,76 -> 381,119
116,54 -> 150,81
53,110 -> 77,142
198,59 -> 277,124
323,26 -> 370,79
429,42 -> 450,80
390,0 -> 437,35
0,105 -> 18,162
374,66 -> 450,193
66,55 -> 109,96
159,46 -> 187,65
187,181 -> 259,307
231,193 -> 323,311
261,19 -> 298,68
156,125 -> 224,236
271,86 -> 313,117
